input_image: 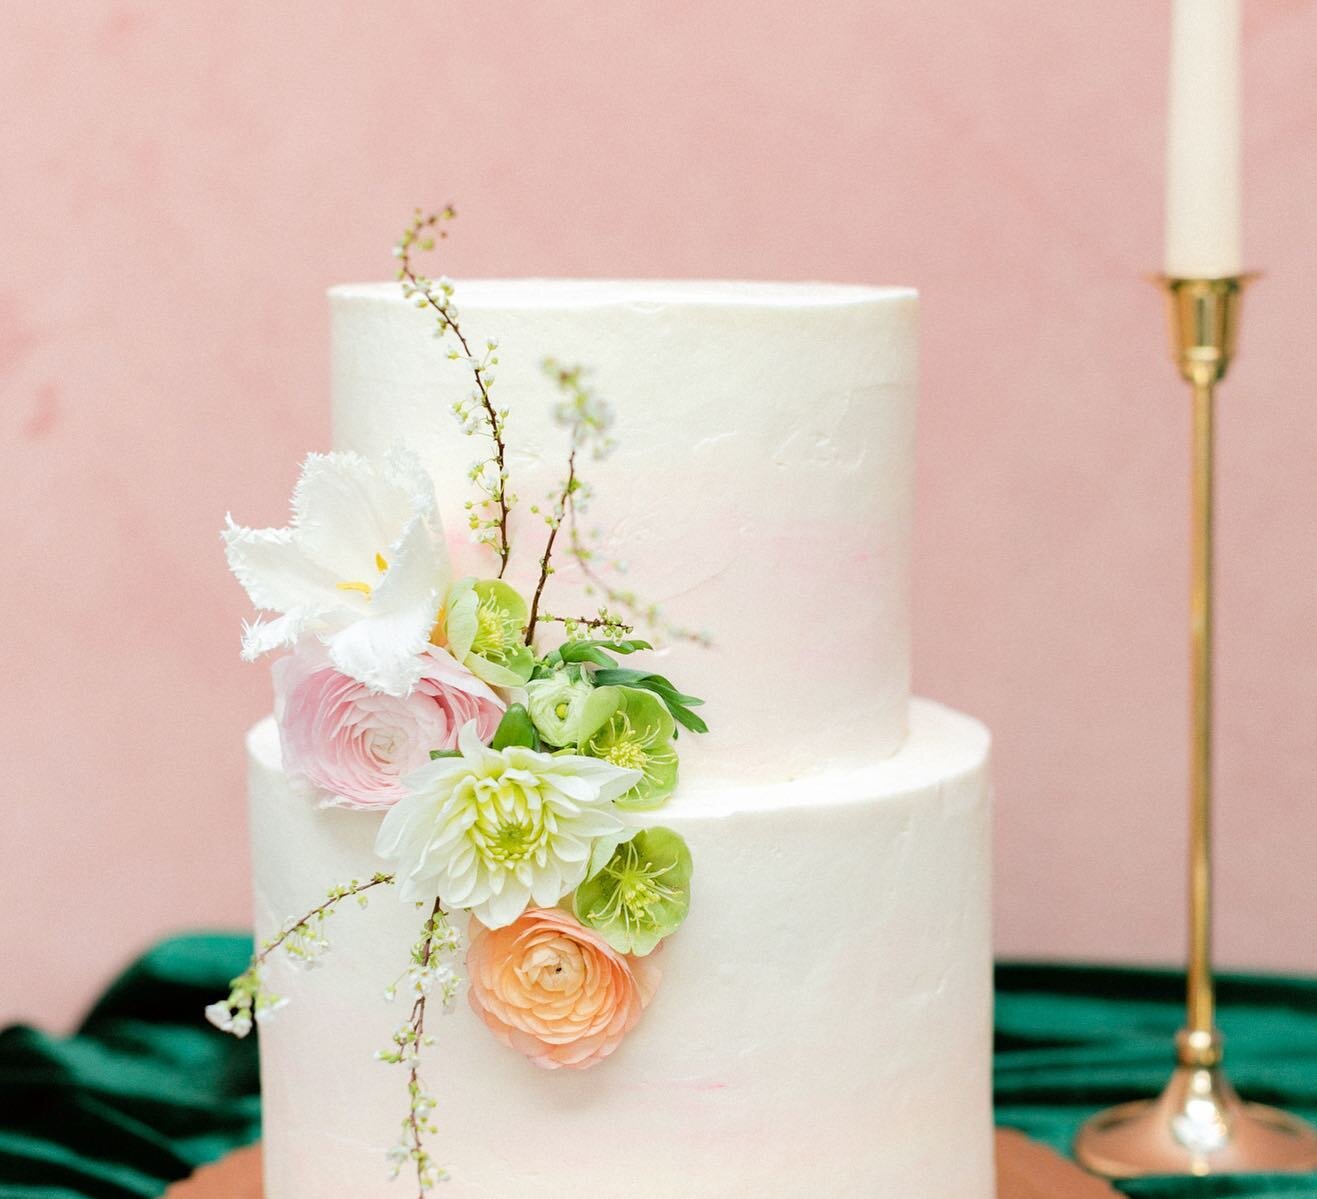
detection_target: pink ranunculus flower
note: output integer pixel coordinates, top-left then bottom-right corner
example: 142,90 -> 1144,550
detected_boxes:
273,642 -> 504,810
466,908 -> 660,1070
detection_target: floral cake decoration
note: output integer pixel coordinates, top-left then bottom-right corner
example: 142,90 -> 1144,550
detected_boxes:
207,208 -> 708,1192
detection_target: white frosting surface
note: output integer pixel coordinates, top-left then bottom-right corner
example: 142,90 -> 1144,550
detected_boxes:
248,699 -> 994,1199
329,280 -> 918,781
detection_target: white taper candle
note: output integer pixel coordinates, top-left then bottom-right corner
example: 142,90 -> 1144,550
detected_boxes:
1165,0 -> 1242,278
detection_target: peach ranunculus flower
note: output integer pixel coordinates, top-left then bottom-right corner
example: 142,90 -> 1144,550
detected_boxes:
466,908 -> 660,1070
274,641 -> 504,810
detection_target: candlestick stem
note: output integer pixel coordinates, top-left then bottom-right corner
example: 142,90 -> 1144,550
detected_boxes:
1187,368 -> 1214,1048
1073,275 -> 1317,1179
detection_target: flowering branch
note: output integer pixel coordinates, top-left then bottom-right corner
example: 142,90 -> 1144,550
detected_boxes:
523,446 -> 576,646
206,873 -> 395,1038
537,609 -> 635,638
565,514 -> 712,648
535,359 -> 712,649
395,208 -> 514,577
520,358 -> 616,646
379,898 -> 462,1195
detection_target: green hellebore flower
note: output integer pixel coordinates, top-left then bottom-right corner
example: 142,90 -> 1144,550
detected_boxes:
573,826 -> 693,956
579,685 -> 677,810
440,577 -> 534,688
524,669 -> 598,748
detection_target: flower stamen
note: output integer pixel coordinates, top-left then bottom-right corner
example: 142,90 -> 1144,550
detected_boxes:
604,738 -> 648,771
336,553 -> 391,601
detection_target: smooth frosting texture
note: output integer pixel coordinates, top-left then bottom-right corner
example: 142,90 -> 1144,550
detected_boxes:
248,699 -> 994,1198
329,280 -> 918,781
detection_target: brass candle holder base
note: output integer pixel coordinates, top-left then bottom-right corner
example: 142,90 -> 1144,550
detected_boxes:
1076,1035 -> 1317,1178
1076,1072 -> 1317,1178
1074,276 -> 1317,1180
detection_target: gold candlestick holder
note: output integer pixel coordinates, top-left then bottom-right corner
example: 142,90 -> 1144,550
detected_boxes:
1073,275 -> 1317,1179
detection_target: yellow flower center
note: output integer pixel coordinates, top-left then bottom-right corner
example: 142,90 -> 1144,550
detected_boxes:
488,818 -> 535,861
470,779 -> 548,866
554,701 -> 571,720
619,874 -> 662,919
472,601 -> 510,654
604,738 -> 647,771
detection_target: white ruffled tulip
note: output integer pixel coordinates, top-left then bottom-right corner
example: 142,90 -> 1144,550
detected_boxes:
223,448 -> 449,697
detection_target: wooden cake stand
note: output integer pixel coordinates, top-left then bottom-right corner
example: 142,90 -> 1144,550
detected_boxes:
165,1130 -> 1118,1197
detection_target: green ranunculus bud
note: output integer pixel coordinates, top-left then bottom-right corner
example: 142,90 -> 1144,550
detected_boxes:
573,826 -> 693,956
524,669 -> 598,747
439,577 -> 534,687
578,686 -> 678,810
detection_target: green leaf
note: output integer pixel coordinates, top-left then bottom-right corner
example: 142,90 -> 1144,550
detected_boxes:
592,668 -> 708,735
535,649 -> 564,673
561,645 -> 618,669
491,704 -> 539,751
428,749 -> 462,760
558,637 -> 652,664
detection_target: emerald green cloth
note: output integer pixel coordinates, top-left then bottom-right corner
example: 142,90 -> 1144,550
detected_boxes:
1,938 -> 1313,1197
0,936 -> 259,1199
997,963 -> 1317,1198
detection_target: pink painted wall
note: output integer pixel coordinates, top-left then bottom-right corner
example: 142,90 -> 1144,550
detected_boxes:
3,2 -> 1314,1031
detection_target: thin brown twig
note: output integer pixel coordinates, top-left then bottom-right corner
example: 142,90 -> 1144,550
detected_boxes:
524,448 -> 576,645
254,874 -> 394,968
538,613 -> 631,632
398,215 -> 512,577
566,495 -> 712,650
403,896 -> 445,1198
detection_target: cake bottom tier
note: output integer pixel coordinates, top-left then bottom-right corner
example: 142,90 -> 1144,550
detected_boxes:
246,698 -> 993,1198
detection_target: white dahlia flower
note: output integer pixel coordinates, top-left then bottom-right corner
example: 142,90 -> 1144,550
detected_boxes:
375,722 -> 639,928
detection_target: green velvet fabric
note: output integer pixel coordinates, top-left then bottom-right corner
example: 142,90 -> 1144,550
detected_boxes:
1,939 -> 1313,1197
997,963 -> 1317,1198
0,936 -> 259,1199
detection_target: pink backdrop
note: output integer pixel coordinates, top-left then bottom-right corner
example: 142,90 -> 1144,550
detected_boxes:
3,2 -> 1315,1030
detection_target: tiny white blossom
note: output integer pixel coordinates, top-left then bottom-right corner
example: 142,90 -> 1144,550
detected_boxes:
204,1002 -> 235,1032
254,994 -> 289,1024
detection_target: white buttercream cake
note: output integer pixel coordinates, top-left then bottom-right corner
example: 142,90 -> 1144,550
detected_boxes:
246,280 -> 994,1197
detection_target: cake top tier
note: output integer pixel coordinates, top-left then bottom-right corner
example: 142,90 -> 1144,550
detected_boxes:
332,278 -> 914,309
330,279 -> 918,782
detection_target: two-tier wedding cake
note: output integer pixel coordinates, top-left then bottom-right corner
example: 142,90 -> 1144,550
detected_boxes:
224,265 -> 993,1197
